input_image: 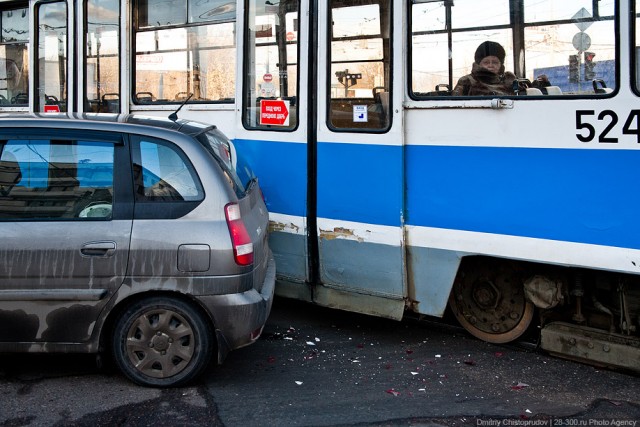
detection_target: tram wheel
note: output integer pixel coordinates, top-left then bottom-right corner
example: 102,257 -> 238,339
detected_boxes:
448,258 -> 534,344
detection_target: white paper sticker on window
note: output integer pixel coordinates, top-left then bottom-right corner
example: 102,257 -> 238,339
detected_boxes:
353,105 -> 368,123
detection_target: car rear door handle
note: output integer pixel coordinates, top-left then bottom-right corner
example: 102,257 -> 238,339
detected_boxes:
81,241 -> 116,257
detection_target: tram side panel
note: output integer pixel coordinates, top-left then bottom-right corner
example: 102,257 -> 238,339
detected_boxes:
403,100 -> 640,370
233,137 -> 311,300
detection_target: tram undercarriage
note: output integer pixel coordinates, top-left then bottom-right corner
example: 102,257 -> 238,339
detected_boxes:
447,257 -> 640,373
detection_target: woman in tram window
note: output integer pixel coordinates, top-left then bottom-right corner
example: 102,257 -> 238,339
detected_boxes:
452,41 -> 517,96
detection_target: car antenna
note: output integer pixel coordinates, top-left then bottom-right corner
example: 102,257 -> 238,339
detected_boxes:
169,93 -> 193,121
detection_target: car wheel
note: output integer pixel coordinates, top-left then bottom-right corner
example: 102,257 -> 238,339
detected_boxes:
111,296 -> 213,387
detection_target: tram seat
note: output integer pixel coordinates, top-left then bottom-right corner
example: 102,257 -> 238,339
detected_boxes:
596,87 -> 613,94
593,79 -> 613,94
525,87 -> 543,96
541,86 -> 562,95
135,92 -> 156,104
101,93 -> 120,113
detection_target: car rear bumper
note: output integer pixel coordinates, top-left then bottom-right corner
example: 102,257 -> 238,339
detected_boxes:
198,249 -> 276,363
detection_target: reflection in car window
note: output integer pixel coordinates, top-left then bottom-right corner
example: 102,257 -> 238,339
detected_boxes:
0,138 -> 114,219
135,138 -> 203,201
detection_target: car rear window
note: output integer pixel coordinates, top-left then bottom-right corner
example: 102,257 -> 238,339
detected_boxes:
196,128 -> 254,198
133,137 -> 204,202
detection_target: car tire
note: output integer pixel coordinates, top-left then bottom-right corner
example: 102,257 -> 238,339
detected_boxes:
111,296 -> 213,387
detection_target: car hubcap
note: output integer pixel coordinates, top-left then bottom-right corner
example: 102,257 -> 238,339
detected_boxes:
126,308 -> 195,379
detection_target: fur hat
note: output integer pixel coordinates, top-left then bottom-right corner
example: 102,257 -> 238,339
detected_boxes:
474,41 -> 506,64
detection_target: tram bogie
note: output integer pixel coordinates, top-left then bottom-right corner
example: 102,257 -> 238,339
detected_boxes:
447,256 -> 640,372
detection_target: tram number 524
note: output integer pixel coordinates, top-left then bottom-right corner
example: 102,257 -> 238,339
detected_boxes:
576,110 -> 640,144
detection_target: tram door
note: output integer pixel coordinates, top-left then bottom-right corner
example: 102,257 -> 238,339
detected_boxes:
236,0 -> 406,318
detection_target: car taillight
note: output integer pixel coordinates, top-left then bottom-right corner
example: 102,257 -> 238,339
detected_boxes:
225,203 -> 254,266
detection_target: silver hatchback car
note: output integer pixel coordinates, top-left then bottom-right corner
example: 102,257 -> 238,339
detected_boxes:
0,114 -> 275,387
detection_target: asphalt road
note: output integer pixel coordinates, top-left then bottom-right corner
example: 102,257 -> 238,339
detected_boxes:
0,297 -> 639,426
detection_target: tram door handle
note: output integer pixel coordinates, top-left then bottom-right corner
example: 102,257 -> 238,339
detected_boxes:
491,99 -> 514,110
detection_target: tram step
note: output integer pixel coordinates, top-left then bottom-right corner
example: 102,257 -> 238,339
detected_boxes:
540,322 -> 640,373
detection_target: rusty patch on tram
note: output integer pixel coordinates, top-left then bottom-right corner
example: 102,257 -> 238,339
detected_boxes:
319,227 -> 364,243
269,220 -> 300,233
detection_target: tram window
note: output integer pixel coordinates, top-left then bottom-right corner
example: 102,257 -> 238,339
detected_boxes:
451,0 -> 509,28
410,0 -> 618,99
327,1 -> 392,133
242,0 -> 300,131
0,6 -> 28,107
36,1 -> 67,112
85,0 -> 121,113
524,0 -> 614,22
137,0 -> 187,28
133,0 -> 236,104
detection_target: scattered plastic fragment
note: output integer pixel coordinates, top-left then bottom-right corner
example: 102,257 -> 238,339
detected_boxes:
435,354 -> 442,358
306,341 -> 316,346
315,337 -> 320,342
525,409 -> 532,414
411,372 -> 419,376
511,382 -> 530,390
295,381 -> 303,385
608,400 -> 623,406
385,389 -> 400,396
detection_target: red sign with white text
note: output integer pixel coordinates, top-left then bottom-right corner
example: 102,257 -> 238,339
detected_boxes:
44,105 -> 60,113
260,99 -> 289,126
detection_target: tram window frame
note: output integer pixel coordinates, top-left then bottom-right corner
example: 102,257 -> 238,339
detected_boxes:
131,0 -> 237,105
84,0 -> 121,113
326,0 -> 393,134
241,0 -> 301,132
0,3 -> 29,109
408,0 -> 619,100
632,0 -> 640,95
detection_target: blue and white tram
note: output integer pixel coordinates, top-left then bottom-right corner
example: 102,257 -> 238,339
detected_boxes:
1,0 -> 639,371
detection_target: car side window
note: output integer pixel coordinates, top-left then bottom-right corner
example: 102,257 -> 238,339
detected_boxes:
0,137 -> 114,220
133,137 -> 203,202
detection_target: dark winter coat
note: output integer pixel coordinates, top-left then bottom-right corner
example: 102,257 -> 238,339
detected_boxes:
452,63 -> 516,96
